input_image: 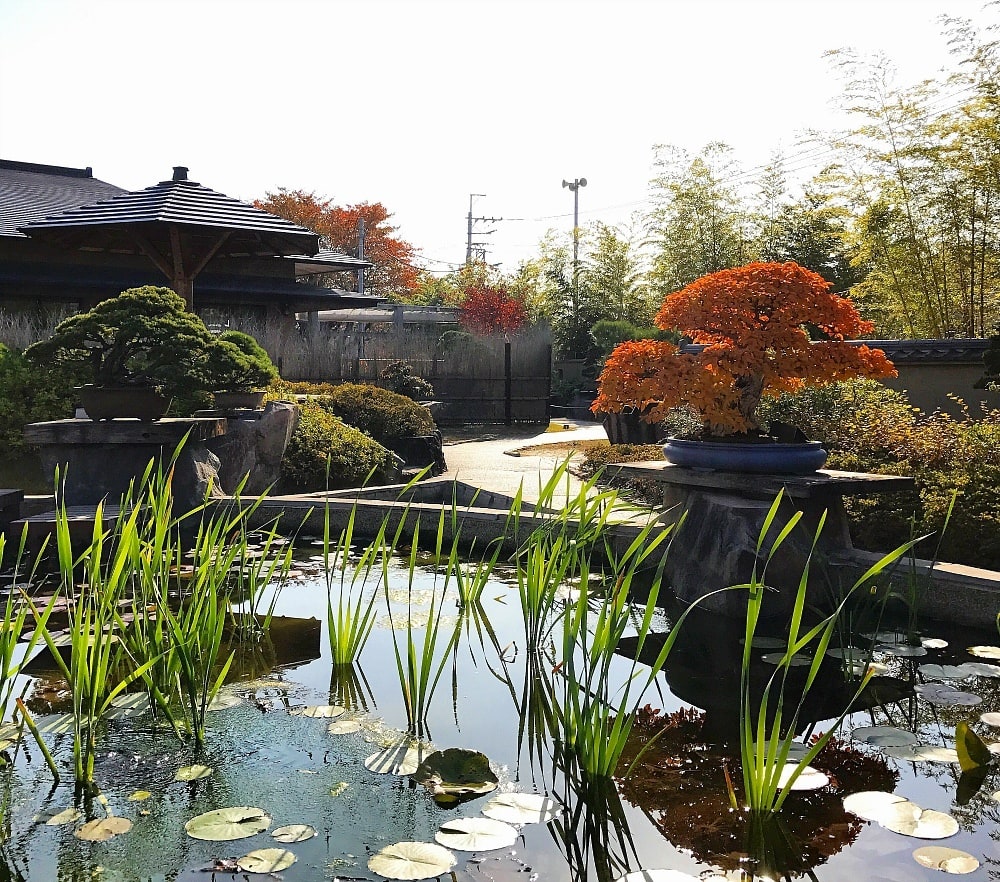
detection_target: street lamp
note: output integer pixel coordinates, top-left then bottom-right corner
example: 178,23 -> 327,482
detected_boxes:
562,177 -> 587,355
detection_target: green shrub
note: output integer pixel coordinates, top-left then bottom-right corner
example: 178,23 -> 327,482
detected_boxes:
0,345 -> 78,456
759,380 -> 1000,569
206,330 -> 279,391
378,361 -> 433,401
318,383 -> 435,440
280,403 -> 399,491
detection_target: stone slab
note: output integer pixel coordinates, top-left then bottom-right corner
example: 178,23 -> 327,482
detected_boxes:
610,461 -> 915,499
23,417 -> 227,446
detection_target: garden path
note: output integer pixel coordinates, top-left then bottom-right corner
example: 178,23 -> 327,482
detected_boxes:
441,420 -> 608,508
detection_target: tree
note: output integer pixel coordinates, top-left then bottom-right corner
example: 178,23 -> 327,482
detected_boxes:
647,142 -> 754,298
255,189 -> 421,302
592,262 -> 897,436
459,283 -> 527,336
580,221 -> 655,326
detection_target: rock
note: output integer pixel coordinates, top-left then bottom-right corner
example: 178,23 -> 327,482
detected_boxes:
384,431 -> 447,475
171,446 -> 225,510
207,401 -> 299,494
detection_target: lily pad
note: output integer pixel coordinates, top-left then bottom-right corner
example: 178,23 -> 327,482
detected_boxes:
272,824 -> 317,843
74,817 -> 132,841
760,651 -> 813,667
877,643 -> 928,657
482,792 -> 559,824
852,726 -> 919,747
883,744 -> 960,764
827,646 -> 868,661
365,741 -> 432,776
960,662 -> 1000,677
434,817 -> 518,851
918,664 -> 971,680
880,802 -> 959,839
184,806 -> 271,841
914,683 -> 982,706
967,645 -> 1000,659
843,790 -> 910,822
776,763 -> 829,790
414,748 -> 498,805
175,764 -> 213,781
238,848 -> 297,873
922,637 -> 949,649
614,872 -> 725,882
128,790 -> 152,802
289,704 -> 345,718
40,807 -> 82,826
748,635 -> 789,650
368,841 -> 456,880
752,741 -> 811,761
206,692 -> 242,711
327,719 -> 362,735
912,846 -> 979,874
981,712 -> 1000,726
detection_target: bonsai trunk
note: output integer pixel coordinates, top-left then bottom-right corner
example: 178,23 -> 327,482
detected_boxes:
735,373 -> 764,433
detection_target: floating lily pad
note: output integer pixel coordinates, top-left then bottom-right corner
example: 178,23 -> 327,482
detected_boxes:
851,726 -> 919,747
776,763 -> 829,790
961,662 -> 1000,677
827,646 -> 867,660
843,790 -> 910,822
207,693 -> 242,711
922,637 -> 949,649
272,824 -> 317,843
368,841 -> 456,880
482,792 -> 559,824
327,719 -> 362,735
434,817 -> 517,851
40,807 -> 81,826
877,643 -> 928,657
289,704 -> 345,718
967,645 -> 1000,659
614,872 -> 724,882
365,741 -> 432,776
128,790 -> 152,802
982,712 -> 1000,726
760,652 -> 813,667
914,684 -> 982,706
184,806 -> 271,841
414,748 -> 498,805
883,744 -> 960,764
238,848 -> 297,873
74,817 -> 132,841
880,802 -> 959,839
748,635 -> 789,650
912,846 -> 979,874
752,741 -> 811,761
175,764 -> 213,782
918,664 -> 971,680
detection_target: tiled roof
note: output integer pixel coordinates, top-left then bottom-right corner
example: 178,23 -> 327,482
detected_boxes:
0,160 -> 125,237
863,339 -> 990,364
19,167 -> 318,256
290,249 -> 373,275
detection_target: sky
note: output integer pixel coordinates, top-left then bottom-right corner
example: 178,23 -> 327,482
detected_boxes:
0,0 -> 995,275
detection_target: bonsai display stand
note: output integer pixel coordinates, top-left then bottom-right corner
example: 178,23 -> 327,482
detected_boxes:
610,461 -> 915,619
23,417 -> 228,509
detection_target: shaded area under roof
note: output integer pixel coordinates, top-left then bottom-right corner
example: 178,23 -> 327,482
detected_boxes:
290,249 -> 373,276
0,159 -> 125,237
17,166 -> 320,309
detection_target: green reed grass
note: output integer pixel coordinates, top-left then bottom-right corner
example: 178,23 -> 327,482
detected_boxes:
735,491 -> 920,816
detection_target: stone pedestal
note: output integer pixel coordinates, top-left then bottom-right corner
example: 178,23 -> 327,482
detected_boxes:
23,418 -> 228,511
204,401 -> 299,494
612,461 -> 915,620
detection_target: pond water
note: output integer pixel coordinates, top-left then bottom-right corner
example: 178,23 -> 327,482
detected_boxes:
4,540 -> 1000,882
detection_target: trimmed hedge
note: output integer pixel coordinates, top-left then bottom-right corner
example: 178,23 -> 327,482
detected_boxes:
273,381 -> 435,441
280,403 -> 399,491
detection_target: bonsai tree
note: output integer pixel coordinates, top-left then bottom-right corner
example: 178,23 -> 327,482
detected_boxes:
205,330 -> 279,391
592,262 -> 897,437
24,286 -> 218,398
378,360 -> 433,400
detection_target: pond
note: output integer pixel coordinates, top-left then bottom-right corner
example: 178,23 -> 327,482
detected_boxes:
2,493 -> 1000,882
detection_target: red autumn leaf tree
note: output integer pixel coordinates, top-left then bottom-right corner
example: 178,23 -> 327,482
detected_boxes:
254,189 -> 421,302
592,261 -> 897,436
459,284 -> 527,336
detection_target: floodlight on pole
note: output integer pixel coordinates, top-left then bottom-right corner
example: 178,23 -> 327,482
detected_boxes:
562,177 -> 587,353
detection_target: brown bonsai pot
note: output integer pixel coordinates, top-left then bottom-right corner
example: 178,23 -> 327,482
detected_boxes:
78,385 -> 172,421
211,390 -> 267,412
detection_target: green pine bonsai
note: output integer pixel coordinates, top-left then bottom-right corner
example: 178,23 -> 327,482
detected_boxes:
205,330 -> 279,391
24,286 -> 218,398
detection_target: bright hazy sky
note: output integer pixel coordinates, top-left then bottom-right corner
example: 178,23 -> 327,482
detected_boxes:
0,0 -> 994,275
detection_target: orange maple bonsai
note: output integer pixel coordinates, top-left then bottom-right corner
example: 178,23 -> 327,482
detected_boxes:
592,262 -> 897,437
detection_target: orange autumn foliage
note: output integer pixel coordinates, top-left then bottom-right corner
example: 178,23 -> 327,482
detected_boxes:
592,262 -> 897,436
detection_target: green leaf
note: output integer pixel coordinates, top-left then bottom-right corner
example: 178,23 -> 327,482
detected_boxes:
956,721 -> 992,771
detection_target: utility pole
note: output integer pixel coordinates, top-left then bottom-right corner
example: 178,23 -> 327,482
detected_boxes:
562,177 -> 587,355
466,194 -> 502,266
356,216 -> 366,295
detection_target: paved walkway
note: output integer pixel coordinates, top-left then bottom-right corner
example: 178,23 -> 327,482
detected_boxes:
441,419 -> 609,506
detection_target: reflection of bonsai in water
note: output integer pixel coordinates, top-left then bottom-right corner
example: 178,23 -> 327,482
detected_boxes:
616,706 -> 898,879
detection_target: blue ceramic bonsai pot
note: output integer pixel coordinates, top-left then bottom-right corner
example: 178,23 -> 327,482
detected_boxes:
662,438 -> 828,475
